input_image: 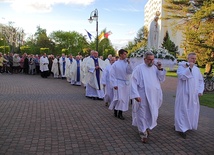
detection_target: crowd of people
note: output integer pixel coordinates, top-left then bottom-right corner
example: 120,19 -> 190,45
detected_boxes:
0,50 -> 204,143
0,52 -> 40,75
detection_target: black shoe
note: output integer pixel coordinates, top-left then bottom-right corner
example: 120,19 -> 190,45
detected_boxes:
92,97 -> 97,100
179,132 -> 186,139
118,115 -> 125,120
117,110 -> 125,120
114,110 -> 118,117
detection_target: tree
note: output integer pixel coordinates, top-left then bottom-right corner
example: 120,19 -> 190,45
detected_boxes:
126,26 -> 149,56
49,30 -> 89,56
163,0 -> 214,66
162,31 -> 179,58
34,26 -> 53,55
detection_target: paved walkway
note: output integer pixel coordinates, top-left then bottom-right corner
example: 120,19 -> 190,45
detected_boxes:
0,74 -> 213,155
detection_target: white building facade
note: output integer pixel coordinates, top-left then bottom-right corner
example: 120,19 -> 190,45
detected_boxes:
144,0 -> 184,54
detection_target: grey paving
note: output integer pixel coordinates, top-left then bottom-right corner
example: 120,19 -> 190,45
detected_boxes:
0,74 -> 213,155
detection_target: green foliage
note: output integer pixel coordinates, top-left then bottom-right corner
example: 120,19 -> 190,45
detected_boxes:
62,48 -> 69,55
20,46 -> 31,54
0,46 -> 9,54
49,30 -> 89,56
40,48 -> 49,54
163,0 -> 214,66
162,31 -> 179,58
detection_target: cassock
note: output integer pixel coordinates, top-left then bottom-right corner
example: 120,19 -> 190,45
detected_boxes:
174,61 -> 204,132
85,57 -> 105,98
70,59 -> 82,85
109,59 -> 133,111
130,63 -> 166,133
40,56 -> 49,78
59,56 -> 66,78
101,64 -> 114,103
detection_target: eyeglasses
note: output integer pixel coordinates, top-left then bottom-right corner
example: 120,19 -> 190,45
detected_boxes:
146,58 -> 154,61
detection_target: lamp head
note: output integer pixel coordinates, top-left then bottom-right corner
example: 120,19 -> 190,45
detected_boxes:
93,12 -> 98,21
88,17 -> 93,23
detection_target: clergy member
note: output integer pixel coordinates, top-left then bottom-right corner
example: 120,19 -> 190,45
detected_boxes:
174,52 -> 204,139
65,54 -> 74,82
130,51 -> 166,143
40,53 -> 49,78
51,55 -> 60,78
59,53 -> 67,79
101,57 -> 116,106
81,50 -> 95,87
109,49 -> 133,120
70,55 -> 82,86
85,51 -> 105,100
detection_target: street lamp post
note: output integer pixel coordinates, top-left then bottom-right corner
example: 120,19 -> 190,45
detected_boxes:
88,9 -> 98,52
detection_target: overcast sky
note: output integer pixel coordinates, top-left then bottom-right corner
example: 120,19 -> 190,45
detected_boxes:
0,0 -> 148,49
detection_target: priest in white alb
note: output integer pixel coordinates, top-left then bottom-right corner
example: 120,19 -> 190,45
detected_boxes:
81,50 -> 95,86
130,51 -> 166,143
85,51 -> 105,100
59,53 -> 67,79
109,49 -> 133,120
70,55 -> 82,86
101,57 -> 116,106
51,55 -> 60,78
174,52 -> 204,139
65,54 -> 74,82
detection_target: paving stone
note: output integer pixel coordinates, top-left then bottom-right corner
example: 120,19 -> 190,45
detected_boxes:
0,74 -> 213,154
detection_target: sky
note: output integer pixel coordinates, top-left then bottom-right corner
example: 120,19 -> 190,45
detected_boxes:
0,0 -> 148,50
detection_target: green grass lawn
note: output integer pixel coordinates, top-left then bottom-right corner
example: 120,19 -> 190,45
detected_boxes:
165,67 -> 207,77
199,92 -> 214,108
166,67 -> 214,108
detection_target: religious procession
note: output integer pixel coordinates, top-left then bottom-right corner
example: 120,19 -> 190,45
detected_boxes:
0,45 -> 205,144
0,4 -> 209,146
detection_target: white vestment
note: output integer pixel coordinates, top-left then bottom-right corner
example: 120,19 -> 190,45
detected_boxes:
85,57 -> 105,98
70,59 -> 82,85
148,20 -> 159,50
81,56 -> 91,85
40,56 -> 49,72
51,58 -> 60,78
59,56 -> 67,77
101,64 -> 113,103
104,58 -> 110,68
130,64 -> 166,133
174,61 -> 204,132
65,58 -> 74,82
109,59 -> 133,111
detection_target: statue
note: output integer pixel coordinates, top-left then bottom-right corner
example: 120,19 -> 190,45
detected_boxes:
147,11 -> 160,50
